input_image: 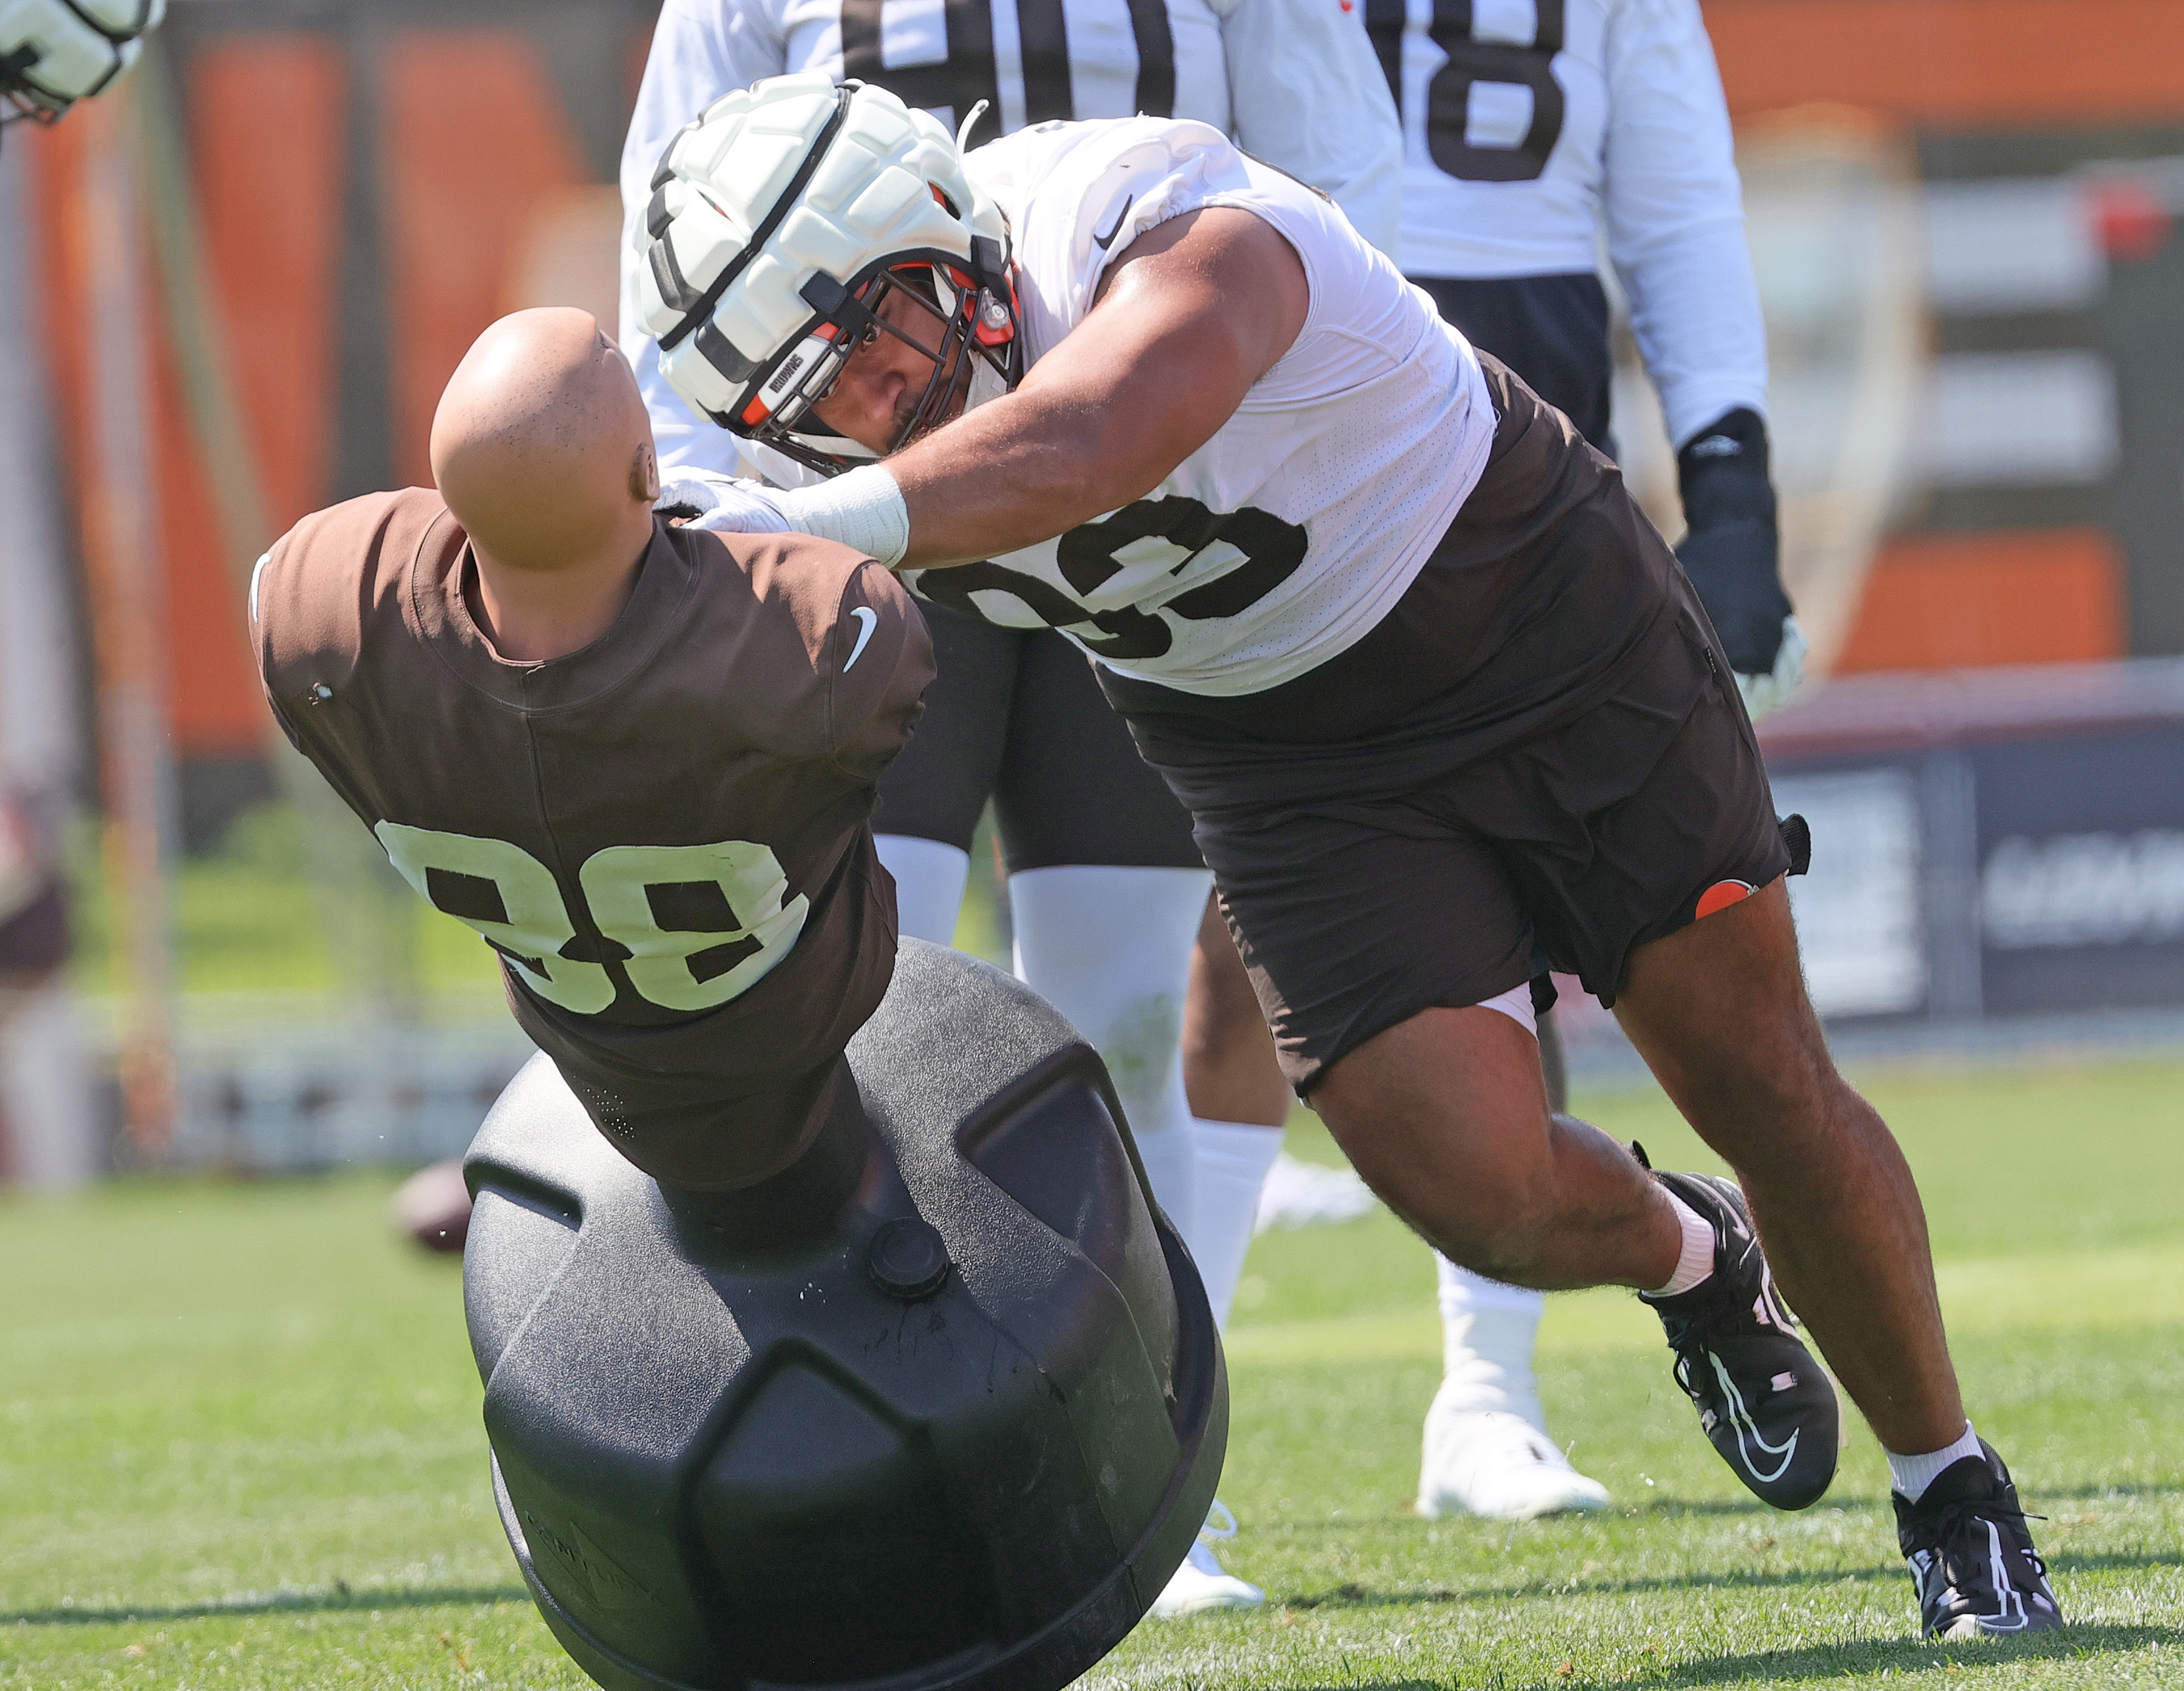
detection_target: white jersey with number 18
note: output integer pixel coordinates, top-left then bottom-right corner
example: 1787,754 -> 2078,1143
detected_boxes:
897,116 -> 1497,699
1365,0 -> 1764,446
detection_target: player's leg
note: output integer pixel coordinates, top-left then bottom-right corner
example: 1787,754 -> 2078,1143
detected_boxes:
1616,880 -> 1960,1454
1198,790 -> 1688,1295
1192,857 -> 1610,1517
1472,590 -> 2049,1627
1417,973 -> 1608,1518
1009,863 -> 1210,1224
1411,272 -> 1615,1519
1180,894 -> 1286,1330
870,604 -> 1019,944
1186,613 -> 1838,1513
996,633 -> 1260,1619
1186,891 -> 1606,1515
1311,1004 -> 1686,1290
998,633 -> 1211,1236
1613,882 -> 2058,1635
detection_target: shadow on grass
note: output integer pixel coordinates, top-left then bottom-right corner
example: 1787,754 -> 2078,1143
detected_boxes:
1261,1497 -> 1800,1535
1283,1562 -> 1899,1612
1627,1497 -> 1824,1520
1,1585 -> 532,1627
1282,1545 -> 2183,1612
1274,1476 -> 2184,1538
1270,1625 -> 2181,1690
2029,1478 -> 2184,1504
1632,1477 -> 2184,1515
1544,1623 -> 2182,1689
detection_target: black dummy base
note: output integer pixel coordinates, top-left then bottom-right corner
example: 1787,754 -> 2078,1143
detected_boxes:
462,938 -> 1228,1691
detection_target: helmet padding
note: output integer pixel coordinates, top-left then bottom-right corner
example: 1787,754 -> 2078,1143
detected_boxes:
634,74 -> 1019,475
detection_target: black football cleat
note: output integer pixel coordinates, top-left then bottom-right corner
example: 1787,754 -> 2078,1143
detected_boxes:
1636,1151 -> 1840,1510
1895,1439 -> 2063,1640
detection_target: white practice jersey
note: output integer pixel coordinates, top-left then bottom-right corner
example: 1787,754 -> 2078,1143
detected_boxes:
1368,0 -> 1762,445
898,117 -> 1497,698
622,0 -> 1401,482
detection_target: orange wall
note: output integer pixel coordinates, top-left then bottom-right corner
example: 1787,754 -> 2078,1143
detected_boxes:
188,40 -> 348,535
1834,530 -> 2124,674
33,29 -> 610,760
378,31 -> 588,487
160,38 -> 348,757
1707,0 -> 2184,126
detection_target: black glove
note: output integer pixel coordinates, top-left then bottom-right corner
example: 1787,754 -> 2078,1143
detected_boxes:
1674,407 -> 1791,677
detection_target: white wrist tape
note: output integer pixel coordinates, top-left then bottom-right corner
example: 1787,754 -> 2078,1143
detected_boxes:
772,465 -> 910,567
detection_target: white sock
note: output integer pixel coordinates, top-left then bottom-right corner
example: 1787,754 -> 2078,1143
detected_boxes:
1131,1120 -> 1196,1240
1007,863 -> 1215,1234
1434,1255 -> 1548,1431
1887,1421 -> 1982,1503
1190,1120 -> 1285,1330
1646,1191 -> 1718,1298
874,834 -> 969,947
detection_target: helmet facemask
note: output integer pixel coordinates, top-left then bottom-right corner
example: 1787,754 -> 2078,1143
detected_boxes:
739,244 -> 1021,479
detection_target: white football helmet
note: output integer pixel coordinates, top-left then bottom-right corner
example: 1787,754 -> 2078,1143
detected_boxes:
634,73 -> 1019,477
1,0 -> 164,124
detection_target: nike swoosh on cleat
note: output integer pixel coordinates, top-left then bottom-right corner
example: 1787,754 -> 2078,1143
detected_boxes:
843,605 -> 878,672
1710,1351 -> 1798,1483
1093,195 -> 1136,252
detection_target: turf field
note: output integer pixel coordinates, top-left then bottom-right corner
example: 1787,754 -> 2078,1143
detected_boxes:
2,1057 -> 2179,1688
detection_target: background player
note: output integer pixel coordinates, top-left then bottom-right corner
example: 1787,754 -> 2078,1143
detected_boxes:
618,0 -> 1401,1618
1188,0 -> 1808,1525
253,307 -> 932,1194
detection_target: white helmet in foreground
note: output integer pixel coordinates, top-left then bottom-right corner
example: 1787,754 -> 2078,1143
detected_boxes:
634,73 -> 1020,477
1,0 -> 164,125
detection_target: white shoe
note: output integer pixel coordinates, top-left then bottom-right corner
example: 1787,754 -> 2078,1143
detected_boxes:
1417,1408 -> 1610,1522
1148,1504 -> 1264,1618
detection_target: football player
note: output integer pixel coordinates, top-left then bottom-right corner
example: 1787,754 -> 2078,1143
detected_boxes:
1,0 -> 165,134
252,307 -> 933,1197
640,77 -> 2064,1641
619,0 -> 1400,1618
1188,0 -> 1806,1524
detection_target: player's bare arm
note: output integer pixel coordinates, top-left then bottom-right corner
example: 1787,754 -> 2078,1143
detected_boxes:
809,208 -> 1309,569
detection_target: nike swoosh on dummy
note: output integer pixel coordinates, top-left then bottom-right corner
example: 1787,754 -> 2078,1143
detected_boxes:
843,605 -> 879,672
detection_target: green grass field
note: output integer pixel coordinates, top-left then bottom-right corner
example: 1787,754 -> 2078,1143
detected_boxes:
3,1057 -> 2180,1688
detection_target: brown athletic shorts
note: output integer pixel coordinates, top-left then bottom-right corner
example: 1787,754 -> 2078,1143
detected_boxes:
1105,357 -> 1793,1093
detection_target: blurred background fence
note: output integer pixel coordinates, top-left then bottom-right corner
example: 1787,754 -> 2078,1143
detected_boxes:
7,0 -> 2184,1179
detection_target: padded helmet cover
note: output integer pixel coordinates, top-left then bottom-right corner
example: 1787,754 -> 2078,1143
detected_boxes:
1,0 -> 164,117
633,73 -> 1015,464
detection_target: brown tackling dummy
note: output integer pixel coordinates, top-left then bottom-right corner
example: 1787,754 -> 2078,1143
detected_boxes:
252,308 -> 933,1190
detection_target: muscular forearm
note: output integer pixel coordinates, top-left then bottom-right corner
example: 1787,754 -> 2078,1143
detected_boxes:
889,383 -> 1179,567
